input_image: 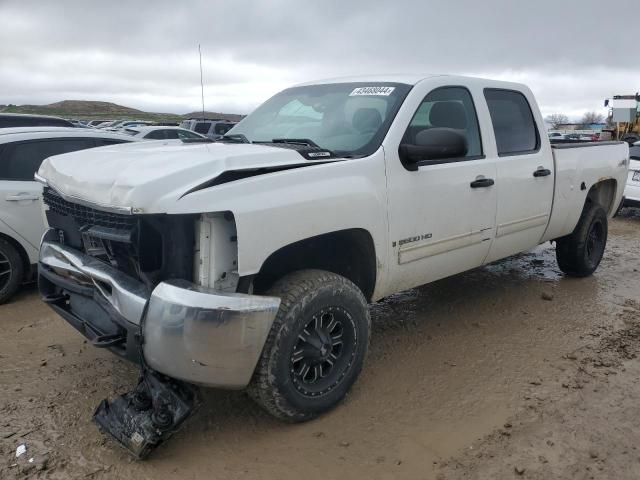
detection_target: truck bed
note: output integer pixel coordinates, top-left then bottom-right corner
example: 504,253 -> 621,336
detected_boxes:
542,141 -> 628,242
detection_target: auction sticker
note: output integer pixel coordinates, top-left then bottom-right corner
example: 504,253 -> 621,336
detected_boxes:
349,86 -> 395,96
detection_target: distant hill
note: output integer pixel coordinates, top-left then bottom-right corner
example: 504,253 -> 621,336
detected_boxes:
0,100 -> 244,123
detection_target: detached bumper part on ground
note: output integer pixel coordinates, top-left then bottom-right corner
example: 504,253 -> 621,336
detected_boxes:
37,229 -> 281,457
93,369 -> 199,459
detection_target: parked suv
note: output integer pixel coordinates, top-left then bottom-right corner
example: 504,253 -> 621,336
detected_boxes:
180,118 -> 236,140
0,127 -> 135,302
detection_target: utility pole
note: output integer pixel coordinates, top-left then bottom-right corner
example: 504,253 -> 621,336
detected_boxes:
199,44 -> 205,119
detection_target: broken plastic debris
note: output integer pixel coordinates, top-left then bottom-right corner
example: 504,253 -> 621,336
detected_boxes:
15,444 -> 26,458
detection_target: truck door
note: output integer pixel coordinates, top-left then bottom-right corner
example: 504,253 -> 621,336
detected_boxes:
482,89 -> 554,263
384,86 -> 497,293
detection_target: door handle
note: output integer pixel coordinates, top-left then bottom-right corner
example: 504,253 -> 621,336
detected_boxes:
6,194 -> 40,202
470,178 -> 495,188
533,168 -> 551,177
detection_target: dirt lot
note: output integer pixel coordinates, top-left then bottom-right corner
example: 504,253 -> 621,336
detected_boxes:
1,212 -> 640,479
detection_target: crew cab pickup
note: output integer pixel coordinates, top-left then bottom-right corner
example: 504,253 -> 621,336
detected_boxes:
36,75 -> 629,456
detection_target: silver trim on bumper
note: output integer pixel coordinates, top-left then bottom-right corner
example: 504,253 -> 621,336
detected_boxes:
39,237 -> 281,389
144,280 -> 280,388
40,238 -> 149,324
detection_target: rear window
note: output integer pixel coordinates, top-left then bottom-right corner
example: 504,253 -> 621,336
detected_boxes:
194,122 -> 210,134
0,138 -> 96,180
484,89 -> 539,156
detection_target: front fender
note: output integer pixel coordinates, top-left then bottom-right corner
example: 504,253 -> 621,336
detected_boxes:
171,149 -> 389,292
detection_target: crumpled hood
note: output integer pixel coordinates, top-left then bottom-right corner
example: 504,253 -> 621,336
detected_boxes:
38,141 -> 327,212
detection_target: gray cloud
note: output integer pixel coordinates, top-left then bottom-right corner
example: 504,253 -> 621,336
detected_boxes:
1,0 -> 637,118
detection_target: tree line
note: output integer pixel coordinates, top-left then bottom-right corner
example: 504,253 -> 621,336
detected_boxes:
545,112 -> 605,130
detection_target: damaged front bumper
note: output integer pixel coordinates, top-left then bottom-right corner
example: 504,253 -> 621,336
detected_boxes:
39,230 -> 280,457
38,230 -> 281,389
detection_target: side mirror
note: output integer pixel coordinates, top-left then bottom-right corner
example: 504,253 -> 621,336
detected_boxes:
399,128 -> 468,170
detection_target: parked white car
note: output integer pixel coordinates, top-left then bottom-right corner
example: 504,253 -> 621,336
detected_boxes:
36,75 -> 628,457
0,127 -> 135,302
123,126 -> 208,141
106,121 -> 152,132
621,142 -> 640,208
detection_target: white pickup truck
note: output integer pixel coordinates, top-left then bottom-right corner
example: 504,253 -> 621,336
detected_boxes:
36,75 -> 629,457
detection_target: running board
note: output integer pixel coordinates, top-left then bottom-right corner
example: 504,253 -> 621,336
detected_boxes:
93,370 -> 199,459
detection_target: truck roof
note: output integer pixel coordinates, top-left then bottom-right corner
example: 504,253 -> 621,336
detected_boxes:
295,74 -> 527,90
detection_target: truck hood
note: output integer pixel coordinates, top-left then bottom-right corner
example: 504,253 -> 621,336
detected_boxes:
38,141 -> 337,213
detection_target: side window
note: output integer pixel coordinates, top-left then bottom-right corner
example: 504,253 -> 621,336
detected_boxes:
0,138 -> 95,181
163,130 -> 180,140
194,122 -> 210,134
145,130 -> 166,140
213,123 -> 234,135
402,87 -> 483,159
484,89 -> 539,156
177,129 -> 200,139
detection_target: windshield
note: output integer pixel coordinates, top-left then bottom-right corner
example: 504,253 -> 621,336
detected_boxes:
630,145 -> 640,159
227,82 -> 412,156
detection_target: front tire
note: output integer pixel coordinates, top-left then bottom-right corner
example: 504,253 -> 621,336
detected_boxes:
0,238 -> 24,304
248,269 -> 370,422
556,202 -> 608,277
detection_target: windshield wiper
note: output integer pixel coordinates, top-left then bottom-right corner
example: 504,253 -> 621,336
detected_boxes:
220,133 -> 250,143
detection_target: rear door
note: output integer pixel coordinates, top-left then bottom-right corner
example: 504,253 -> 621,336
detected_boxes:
483,89 -> 554,263
0,138 -> 98,251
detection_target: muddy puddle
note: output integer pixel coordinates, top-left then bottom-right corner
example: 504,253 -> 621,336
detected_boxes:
1,213 -> 640,479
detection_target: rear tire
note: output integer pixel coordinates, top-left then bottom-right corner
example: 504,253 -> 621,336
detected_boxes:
556,202 -> 608,277
248,269 -> 370,422
0,238 -> 24,304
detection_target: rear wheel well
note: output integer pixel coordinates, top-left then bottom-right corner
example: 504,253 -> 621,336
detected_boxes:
252,229 -> 377,301
0,233 -> 31,280
586,179 -> 617,215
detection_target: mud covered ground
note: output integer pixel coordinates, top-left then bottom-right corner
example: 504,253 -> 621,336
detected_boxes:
1,211 -> 640,479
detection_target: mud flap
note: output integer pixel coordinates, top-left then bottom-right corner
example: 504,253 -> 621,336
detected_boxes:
93,370 -> 199,459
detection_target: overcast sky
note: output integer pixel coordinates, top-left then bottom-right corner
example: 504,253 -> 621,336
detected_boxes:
1,0 -> 637,120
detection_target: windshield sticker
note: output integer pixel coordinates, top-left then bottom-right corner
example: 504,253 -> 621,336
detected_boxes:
349,86 -> 395,96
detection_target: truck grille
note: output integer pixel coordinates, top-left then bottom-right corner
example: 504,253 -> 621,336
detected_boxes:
43,187 -> 136,230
